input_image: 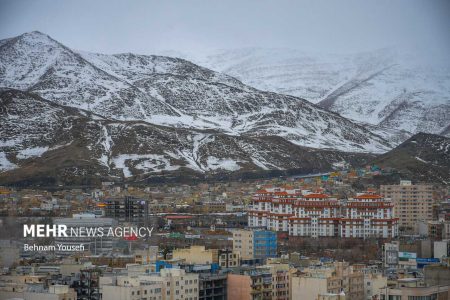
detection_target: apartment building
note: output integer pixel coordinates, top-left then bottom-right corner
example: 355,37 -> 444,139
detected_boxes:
0,284 -> 77,300
218,249 -> 240,268
172,246 -> 219,265
233,228 -> 277,260
101,276 -> 163,300
290,262 -> 365,300
340,192 -> 398,238
198,273 -> 227,300
261,261 -> 290,300
380,180 -> 436,233
364,273 -> 387,300
290,193 -> 341,238
249,187 -> 398,238
379,278 -> 450,300
54,213 -> 117,255
100,269 -> 199,300
227,267 -> 273,300
103,196 -> 149,225
383,241 -> 400,269
434,240 -> 450,261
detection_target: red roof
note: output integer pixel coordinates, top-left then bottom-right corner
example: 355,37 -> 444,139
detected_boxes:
354,194 -> 382,199
274,191 -> 289,196
303,193 -> 329,199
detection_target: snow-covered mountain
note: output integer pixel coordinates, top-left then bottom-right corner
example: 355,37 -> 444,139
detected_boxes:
177,47 -> 450,138
0,31 -> 391,154
0,89 -> 374,185
373,133 -> 450,184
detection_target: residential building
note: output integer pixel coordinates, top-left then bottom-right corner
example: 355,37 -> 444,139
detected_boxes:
364,273 -> 387,300
54,213 -> 117,255
198,273 -> 227,300
424,265 -> 450,286
233,229 -> 277,260
172,246 -> 219,265
101,275 -> 163,300
383,242 -> 399,269
340,192 -> 398,238
261,261 -> 290,300
249,187 -> 398,238
290,193 -> 340,238
380,180 -> 436,233
100,268 -> 198,300
379,278 -> 450,300
233,229 -> 253,260
434,240 -> 450,261
135,246 -> 160,264
0,284 -> 77,300
290,262 -> 365,300
218,249 -> 240,268
104,196 -> 149,225
227,267 -> 273,300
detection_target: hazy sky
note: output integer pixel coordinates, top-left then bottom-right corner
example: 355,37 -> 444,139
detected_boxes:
0,0 -> 449,58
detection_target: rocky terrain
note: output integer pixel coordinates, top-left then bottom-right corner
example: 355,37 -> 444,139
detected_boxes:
0,89 -> 374,186
181,47 -> 450,141
0,32 -> 391,154
372,133 -> 450,184
1,31 -> 448,185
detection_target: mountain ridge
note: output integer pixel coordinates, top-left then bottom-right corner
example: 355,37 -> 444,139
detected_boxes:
0,31 -> 391,153
177,47 -> 450,140
0,89 -> 375,186
372,132 -> 450,184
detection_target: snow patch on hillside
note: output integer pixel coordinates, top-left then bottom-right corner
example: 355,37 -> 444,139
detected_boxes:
16,146 -> 49,159
0,152 -> 17,171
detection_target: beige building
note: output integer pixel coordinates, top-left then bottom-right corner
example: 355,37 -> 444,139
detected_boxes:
290,262 -> 364,300
172,245 -> 218,265
135,246 -> 160,264
317,293 -> 346,300
380,180 -> 436,233
261,261 -> 290,300
233,229 -> 254,260
101,276 -> 163,300
227,268 -> 272,300
100,268 -> 199,300
379,278 -> 450,300
218,249 -> 240,268
364,273 -> 387,300
0,284 -> 77,300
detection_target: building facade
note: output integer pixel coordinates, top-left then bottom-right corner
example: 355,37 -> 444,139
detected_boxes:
380,180 -> 436,233
249,187 -> 398,238
172,246 -> 219,265
54,214 -> 117,255
104,196 -> 149,225
290,262 -> 365,300
233,229 -> 277,260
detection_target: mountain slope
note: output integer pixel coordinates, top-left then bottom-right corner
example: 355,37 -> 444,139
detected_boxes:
0,89 -> 375,185
372,133 -> 450,184
180,47 -> 450,139
0,31 -> 391,153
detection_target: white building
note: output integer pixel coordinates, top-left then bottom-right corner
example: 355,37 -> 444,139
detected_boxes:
100,268 -> 199,300
248,188 -> 398,238
434,240 -> 450,261
340,192 -> 398,238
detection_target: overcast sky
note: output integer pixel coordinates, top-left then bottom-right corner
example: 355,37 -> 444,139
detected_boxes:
0,0 -> 449,58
